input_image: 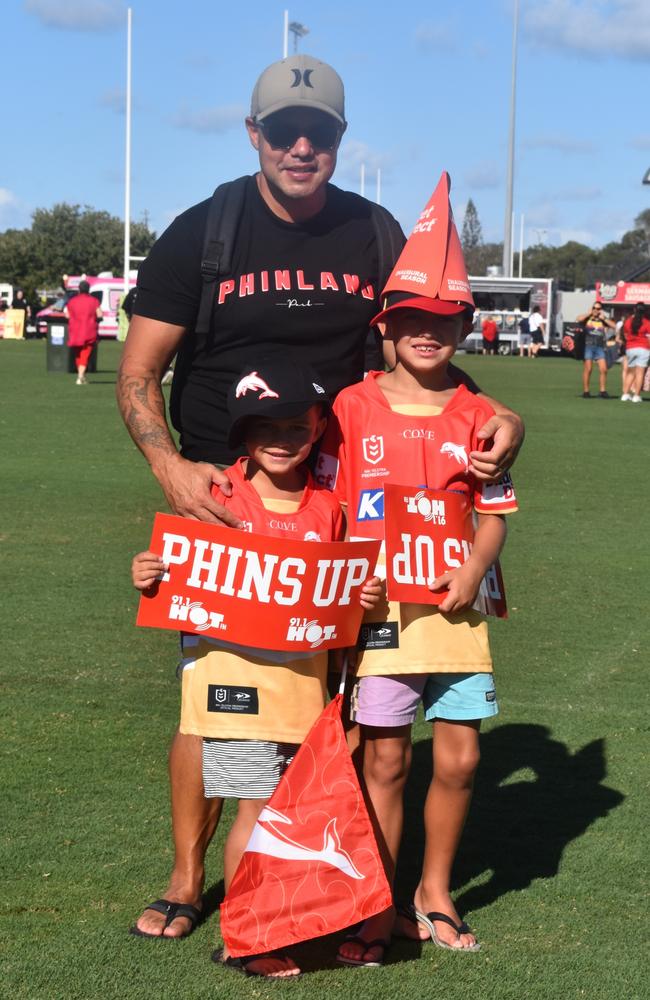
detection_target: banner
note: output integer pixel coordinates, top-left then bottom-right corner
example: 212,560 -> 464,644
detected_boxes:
2,309 -> 25,339
383,484 -> 507,618
221,695 -> 393,957
136,513 -> 381,651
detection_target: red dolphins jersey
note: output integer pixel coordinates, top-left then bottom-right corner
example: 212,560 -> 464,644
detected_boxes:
316,372 -> 517,535
315,372 -> 518,677
213,457 -> 345,542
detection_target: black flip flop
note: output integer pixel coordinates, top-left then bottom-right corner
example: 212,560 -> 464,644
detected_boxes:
336,930 -> 390,967
129,898 -> 202,939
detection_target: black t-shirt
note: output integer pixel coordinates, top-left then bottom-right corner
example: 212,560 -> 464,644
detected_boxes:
135,176 -> 404,464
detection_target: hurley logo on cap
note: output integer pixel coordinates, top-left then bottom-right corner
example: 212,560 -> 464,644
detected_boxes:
235,371 -> 280,400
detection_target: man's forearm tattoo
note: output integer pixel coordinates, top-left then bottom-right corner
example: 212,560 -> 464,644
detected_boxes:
116,368 -> 177,458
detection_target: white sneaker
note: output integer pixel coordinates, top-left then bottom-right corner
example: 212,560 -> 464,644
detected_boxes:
631,394 -> 642,403
620,393 -> 631,401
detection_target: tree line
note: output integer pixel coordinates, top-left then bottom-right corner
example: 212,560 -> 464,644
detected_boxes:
460,199 -> 650,289
0,204 -> 157,302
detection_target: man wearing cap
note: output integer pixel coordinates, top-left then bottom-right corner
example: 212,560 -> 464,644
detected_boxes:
118,54 -> 524,939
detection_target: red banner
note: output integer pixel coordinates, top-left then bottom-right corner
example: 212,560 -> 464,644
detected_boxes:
383,485 -> 507,618
136,513 -> 381,651
221,695 -> 393,957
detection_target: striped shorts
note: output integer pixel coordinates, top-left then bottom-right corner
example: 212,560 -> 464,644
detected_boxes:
202,738 -> 299,799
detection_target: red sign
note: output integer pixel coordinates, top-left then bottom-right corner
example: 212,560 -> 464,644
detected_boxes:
136,513 -> 381,651
383,485 -> 507,618
597,281 -> 650,305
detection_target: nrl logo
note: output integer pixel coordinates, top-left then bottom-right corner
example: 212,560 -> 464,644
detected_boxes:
214,687 -> 227,704
235,371 -> 279,400
362,434 -> 384,466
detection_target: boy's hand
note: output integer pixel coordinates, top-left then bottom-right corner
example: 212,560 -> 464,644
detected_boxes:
132,550 -> 166,591
359,575 -> 382,610
429,563 -> 483,613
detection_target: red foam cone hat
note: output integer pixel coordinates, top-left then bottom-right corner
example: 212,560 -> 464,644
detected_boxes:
373,171 -> 474,325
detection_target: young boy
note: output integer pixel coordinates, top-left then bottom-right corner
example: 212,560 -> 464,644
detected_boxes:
316,173 -> 518,966
132,360 -> 380,978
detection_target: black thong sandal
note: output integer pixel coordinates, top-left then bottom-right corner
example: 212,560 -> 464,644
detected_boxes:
336,930 -> 390,968
129,898 -> 202,939
212,947 -> 302,979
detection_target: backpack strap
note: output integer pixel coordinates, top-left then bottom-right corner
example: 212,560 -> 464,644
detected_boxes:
370,202 -> 406,295
194,175 -> 250,335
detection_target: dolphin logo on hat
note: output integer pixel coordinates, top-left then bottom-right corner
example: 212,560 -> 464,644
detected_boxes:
235,371 -> 280,400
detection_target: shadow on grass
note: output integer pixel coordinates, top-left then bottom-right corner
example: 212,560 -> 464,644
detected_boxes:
397,724 -> 625,915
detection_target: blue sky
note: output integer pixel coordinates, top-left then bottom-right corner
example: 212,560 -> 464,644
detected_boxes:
3,0 -> 650,253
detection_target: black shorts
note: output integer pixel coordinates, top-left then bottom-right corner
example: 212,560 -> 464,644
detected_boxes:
532,330 -> 544,345
482,337 -> 499,351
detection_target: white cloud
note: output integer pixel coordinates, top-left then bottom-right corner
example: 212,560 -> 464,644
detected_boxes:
414,20 -> 456,50
525,0 -> 650,60
463,163 -> 502,189
554,185 -> 602,201
0,189 -> 31,230
337,139 -> 393,186
99,88 -> 126,114
172,104 -> 246,134
522,135 -> 595,153
25,0 -> 124,31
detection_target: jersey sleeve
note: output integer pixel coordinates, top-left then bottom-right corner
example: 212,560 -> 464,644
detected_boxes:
474,472 -> 518,514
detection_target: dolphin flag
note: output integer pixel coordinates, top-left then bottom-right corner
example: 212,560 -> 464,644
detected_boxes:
220,694 -> 392,957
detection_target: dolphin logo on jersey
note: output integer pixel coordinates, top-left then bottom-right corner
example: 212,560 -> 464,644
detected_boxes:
245,806 -> 364,880
440,441 -> 469,471
235,371 -> 280,400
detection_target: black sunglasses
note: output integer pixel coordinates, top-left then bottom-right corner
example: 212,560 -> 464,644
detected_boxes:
255,117 -> 341,151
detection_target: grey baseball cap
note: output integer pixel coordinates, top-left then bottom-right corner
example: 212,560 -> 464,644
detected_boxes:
250,54 -> 346,126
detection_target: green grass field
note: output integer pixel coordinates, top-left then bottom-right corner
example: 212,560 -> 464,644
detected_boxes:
1,341 -> 647,1000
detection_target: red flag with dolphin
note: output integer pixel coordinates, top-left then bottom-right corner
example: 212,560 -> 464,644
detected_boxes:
220,694 -> 392,957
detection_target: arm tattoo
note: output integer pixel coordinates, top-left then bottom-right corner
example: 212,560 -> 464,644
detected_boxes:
116,366 -> 177,460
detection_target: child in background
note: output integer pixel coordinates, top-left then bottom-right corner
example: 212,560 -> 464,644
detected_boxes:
317,173 -> 518,966
131,360 -> 380,978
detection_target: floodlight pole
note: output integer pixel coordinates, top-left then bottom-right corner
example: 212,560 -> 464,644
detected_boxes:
123,7 -> 132,295
376,167 -> 381,205
502,0 -> 519,277
283,10 -> 289,58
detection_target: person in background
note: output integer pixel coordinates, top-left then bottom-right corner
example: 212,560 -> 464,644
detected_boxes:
618,302 -> 650,403
576,301 -> 616,398
481,314 -> 499,355
518,312 -> 532,357
64,280 -> 102,385
528,305 -> 545,357
11,289 -> 31,337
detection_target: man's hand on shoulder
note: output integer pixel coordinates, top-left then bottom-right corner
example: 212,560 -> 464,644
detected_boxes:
153,454 -> 242,527
470,411 -> 525,483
